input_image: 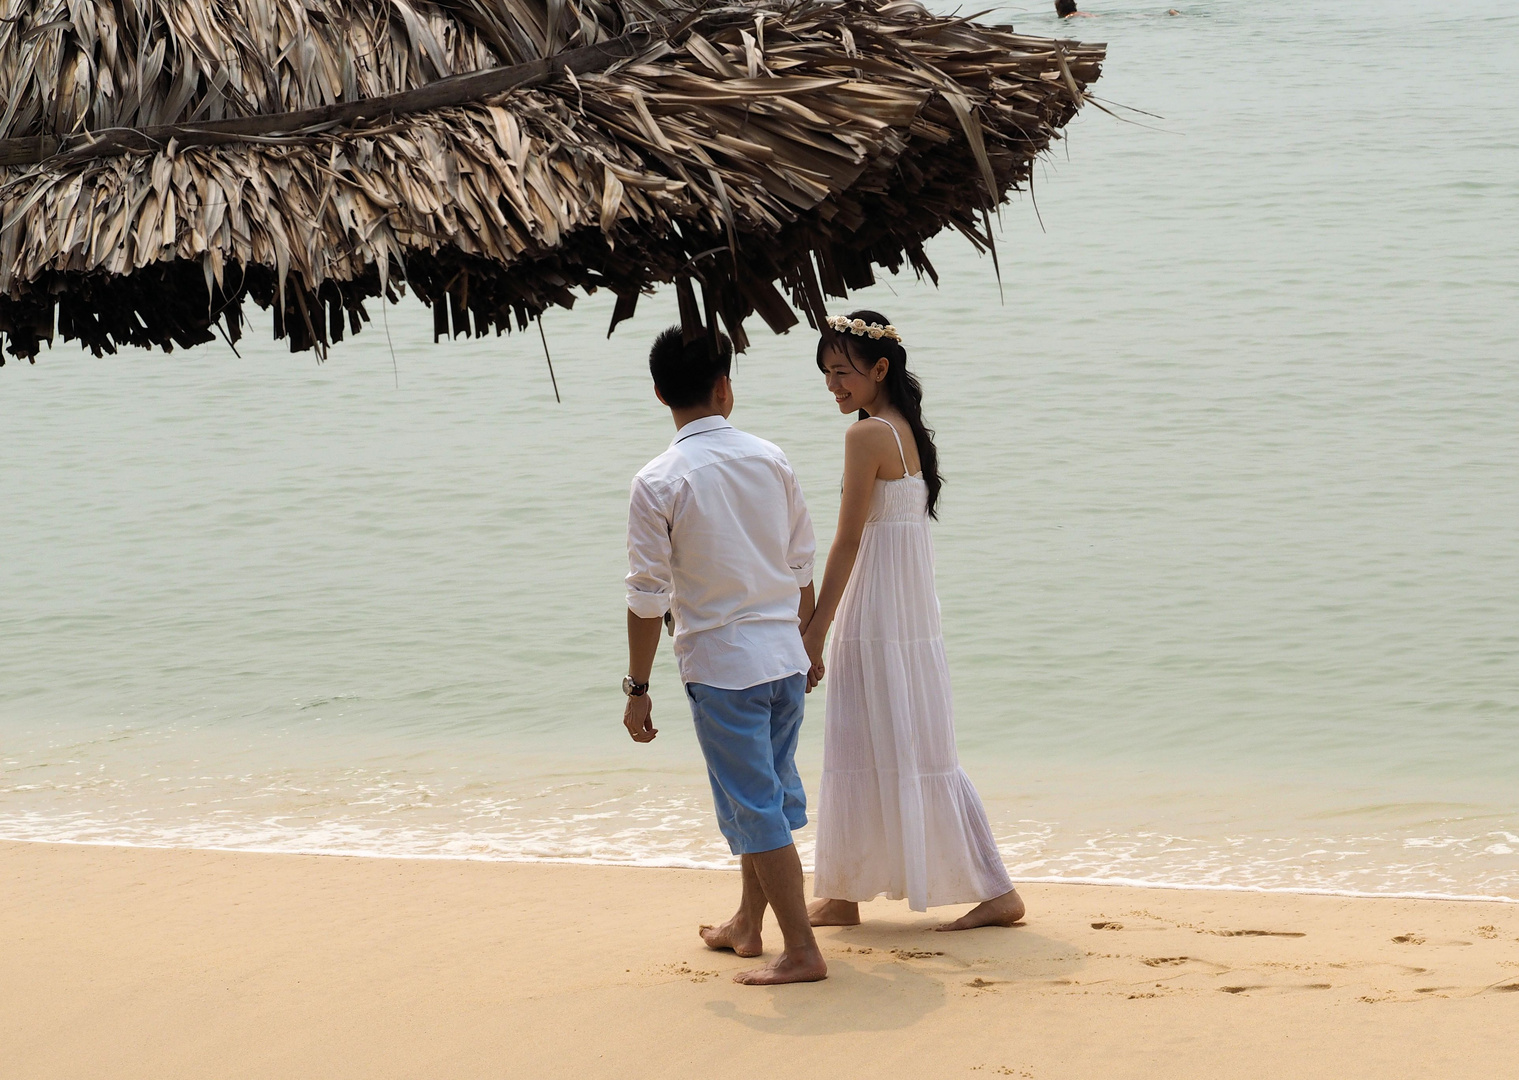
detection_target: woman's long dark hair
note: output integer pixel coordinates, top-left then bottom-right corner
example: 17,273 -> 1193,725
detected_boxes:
816,309 -> 943,519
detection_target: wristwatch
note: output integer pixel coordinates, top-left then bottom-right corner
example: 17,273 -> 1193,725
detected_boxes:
622,676 -> 649,698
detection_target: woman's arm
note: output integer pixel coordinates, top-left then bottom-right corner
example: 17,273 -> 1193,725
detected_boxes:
802,422 -> 887,671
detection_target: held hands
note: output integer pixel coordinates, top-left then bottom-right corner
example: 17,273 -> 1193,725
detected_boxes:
801,620 -> 828,693
624,693 -> 657,743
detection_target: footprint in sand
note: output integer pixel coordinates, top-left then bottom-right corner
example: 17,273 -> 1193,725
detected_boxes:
1203,929 -> 1307,938
1391,934 -> 1471,946
1092,920 -> 1170,932
662,962 -> 720,983
966,977 -> 1004,990
1141,956 -> 1191,967
1475,925 -> 1500,940
891,948 -> 946,960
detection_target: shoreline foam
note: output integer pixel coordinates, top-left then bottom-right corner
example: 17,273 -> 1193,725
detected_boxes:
3,834 -> 1515,905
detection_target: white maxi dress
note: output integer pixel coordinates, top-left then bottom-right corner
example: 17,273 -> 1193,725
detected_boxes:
814,418 -> 1013,911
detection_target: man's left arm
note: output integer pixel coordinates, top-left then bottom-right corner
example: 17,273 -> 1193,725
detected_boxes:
782,463 -> 822,690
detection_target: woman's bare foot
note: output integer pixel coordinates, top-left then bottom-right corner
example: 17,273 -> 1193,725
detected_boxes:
733,948 -> 828,985
935,888 -> 1026,931
807,898 -> 861,927
699,917 -> 763,958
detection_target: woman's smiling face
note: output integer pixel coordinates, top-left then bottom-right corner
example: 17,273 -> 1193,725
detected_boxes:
820,342 -> 887,414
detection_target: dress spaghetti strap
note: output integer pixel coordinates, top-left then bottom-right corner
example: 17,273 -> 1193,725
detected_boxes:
867,415 -> 910,474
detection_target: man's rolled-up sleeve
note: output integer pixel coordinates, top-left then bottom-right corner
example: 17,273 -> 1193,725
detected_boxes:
626,476 -> 674,619
783,466 -> 816,586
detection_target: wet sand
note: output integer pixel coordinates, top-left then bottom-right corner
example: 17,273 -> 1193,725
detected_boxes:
4,840 -> 1516,1079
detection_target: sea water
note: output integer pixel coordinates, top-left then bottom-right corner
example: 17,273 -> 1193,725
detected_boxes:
2,0 -> 1516,900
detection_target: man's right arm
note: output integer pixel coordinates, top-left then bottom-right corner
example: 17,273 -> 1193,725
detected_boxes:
624,476 -> 673,743
624,610 -> 661,742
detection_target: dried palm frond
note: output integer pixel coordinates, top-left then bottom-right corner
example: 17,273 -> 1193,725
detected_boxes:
0,0 -> 1104,361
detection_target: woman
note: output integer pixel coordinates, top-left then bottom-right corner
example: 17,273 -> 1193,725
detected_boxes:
801,311 -> 1025,931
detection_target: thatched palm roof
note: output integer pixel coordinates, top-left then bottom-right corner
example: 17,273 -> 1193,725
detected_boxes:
0,0 -> 1104,362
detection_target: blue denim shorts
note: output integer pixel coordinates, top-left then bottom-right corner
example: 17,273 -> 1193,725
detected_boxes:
685,674 -> 808,855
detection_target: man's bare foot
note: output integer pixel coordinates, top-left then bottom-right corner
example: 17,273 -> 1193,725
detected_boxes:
808,898 -> 860,927
935,888 -> 1026,931
700,918 -> 763,958
733,949 -> 828,985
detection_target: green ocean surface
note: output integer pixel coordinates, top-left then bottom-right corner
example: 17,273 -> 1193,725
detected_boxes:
3,0 -> 1516,898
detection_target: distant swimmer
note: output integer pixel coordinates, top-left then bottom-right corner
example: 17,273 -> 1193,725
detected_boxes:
1055,0 -> 1097,17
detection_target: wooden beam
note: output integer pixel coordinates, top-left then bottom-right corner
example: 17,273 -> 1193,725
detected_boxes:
0,33 -> 652,168
0,136 -> 61,167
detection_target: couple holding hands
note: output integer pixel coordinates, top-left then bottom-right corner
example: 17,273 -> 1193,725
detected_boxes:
621,312 -> 1023,985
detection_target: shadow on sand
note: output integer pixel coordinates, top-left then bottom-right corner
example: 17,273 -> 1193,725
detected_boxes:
703,918 -> 1084,1035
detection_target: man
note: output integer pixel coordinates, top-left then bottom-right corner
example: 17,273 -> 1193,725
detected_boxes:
622,325 -> 826,986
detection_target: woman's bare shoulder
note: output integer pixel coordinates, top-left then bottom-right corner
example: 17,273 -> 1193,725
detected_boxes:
844,417 -> 895,446
843,417 -> 898,473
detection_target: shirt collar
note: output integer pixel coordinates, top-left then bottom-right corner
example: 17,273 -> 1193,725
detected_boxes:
670,414 -> 733,447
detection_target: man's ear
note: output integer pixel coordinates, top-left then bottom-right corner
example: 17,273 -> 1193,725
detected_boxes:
654,387 -> 668,406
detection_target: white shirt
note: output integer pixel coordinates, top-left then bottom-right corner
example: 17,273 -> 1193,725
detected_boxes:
626,415 -> 816,690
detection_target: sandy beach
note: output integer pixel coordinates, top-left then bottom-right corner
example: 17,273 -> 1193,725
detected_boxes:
4,840 -> 1516,1079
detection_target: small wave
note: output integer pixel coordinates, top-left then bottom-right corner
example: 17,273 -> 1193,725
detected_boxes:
1004,875 -> 1517,905
3,813 -> 1516,905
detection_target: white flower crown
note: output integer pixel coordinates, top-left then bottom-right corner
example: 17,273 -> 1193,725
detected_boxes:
826,314 -> 903,344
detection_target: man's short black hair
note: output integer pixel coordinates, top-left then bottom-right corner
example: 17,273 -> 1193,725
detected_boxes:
1055,0 -> 1078,14
648,326 -> 732,409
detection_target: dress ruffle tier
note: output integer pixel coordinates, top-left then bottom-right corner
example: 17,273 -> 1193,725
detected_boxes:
814,443 -> 1013,912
